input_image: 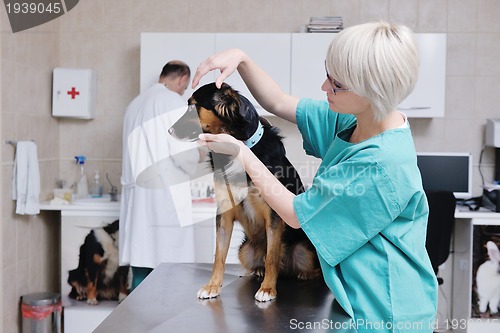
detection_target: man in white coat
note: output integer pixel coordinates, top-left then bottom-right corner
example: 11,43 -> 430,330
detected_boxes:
120,61 -> 201,290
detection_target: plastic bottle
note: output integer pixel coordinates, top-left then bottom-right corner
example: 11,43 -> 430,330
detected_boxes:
89,170 -> 103,198
74,156 -> 88,199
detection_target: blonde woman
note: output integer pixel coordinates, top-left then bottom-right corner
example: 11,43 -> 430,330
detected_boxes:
196,21 -> 437,332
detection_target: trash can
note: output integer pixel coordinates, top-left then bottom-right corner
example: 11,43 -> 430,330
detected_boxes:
21,292 -> 61,333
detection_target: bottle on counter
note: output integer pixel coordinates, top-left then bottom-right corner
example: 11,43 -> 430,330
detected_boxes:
74,155 -> 88,199
89,170 -> 103,198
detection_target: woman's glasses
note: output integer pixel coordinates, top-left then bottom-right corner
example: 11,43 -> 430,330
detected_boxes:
324,61 -> 350,95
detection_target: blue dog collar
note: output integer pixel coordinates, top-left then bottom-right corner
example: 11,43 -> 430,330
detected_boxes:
244,121 -> 264,148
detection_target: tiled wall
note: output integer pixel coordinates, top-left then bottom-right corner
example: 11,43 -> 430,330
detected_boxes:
0,27 -> 3,331
1,0 -> 500,332
1,6 -> 61,332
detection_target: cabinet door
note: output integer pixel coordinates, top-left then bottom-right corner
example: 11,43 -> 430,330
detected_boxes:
215,33 -> 291,115
140,33 -> 216,100
398,34 -> 446,118
291,33 -> 446,118
291,33 -> 337,101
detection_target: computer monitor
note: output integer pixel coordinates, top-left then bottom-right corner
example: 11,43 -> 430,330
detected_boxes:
416,152 -> 473,199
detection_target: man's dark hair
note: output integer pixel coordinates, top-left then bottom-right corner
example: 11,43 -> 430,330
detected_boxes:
160,61 -> 191,79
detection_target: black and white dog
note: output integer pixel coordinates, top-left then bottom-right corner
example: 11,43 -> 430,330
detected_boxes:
67,220 -> 130,305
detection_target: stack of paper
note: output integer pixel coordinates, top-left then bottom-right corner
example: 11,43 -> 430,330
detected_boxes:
307,16 -> 343,33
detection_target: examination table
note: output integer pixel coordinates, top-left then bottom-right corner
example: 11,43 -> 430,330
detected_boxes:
93,263 -> 356,333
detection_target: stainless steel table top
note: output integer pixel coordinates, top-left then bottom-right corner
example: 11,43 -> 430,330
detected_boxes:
94,263 -> 355,333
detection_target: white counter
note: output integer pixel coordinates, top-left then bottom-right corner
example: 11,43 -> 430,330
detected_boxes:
39,196 -> 217,219
40,203 -> 120,218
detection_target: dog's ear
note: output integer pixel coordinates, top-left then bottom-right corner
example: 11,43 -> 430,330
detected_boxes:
103,220 -> 119,234
212,83 -> 240,120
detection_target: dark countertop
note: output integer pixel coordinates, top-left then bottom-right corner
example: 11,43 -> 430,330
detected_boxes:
94,263 -> 356,333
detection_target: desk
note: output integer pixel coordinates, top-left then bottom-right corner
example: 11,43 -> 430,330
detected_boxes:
94,263 -> 355,333
452,210 -> 500,333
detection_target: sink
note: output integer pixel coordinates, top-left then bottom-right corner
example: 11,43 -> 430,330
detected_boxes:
72,194 -> 120,206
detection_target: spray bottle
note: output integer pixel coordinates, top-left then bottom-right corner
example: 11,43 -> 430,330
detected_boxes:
74,156 -> 89,199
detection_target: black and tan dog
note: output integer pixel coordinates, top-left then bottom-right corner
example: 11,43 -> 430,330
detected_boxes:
169,83 -> 320,302
68,220 -> 130,305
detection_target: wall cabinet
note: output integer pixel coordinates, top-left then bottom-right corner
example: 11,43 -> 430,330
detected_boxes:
140,33 -> 216,99
289,33 -> 447,118
141,33 -> 290,116
399,34 -> 446,118
290,33 -> 335,101
214,33 -> 291,114
141,32 -> 447,117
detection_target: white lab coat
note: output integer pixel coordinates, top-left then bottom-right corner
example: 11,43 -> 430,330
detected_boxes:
119,83 -> 199,268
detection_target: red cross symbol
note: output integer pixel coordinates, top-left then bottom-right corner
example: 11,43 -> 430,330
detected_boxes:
67,87 -> 80,99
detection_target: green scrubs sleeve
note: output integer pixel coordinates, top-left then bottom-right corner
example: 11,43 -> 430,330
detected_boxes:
296,98 -> 355,159
293,160 -> 402,267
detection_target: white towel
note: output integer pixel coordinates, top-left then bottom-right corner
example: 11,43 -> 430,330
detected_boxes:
11,141 -> 40,215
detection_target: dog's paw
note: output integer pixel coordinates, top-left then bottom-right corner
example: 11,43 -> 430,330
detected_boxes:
197,285 -> 221,299
252,267 -> 265,278
254,288 -> 276,302
86,298 -> 99,305
118,292 -> 127,303
254,299 -> 274,309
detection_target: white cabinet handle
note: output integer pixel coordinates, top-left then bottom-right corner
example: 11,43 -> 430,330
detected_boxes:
397,106 -> 432,110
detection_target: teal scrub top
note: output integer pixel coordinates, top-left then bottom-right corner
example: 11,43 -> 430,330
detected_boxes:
293,99 -> 438,333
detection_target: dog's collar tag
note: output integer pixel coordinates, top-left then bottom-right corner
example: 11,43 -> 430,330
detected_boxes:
244,121 -> 264,148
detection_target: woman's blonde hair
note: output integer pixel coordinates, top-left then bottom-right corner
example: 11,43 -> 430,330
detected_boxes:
326,21 -> 419,121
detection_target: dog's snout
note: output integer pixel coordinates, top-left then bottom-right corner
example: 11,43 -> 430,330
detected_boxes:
169,111 -> 204,142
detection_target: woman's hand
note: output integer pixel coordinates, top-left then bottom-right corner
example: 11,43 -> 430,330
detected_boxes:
197,133 -> 247,158
192,49 -> 246,89
192,48 -> 298,123
199,134 -> 300,228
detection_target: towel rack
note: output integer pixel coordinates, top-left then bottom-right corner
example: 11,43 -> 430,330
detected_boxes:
5,140 -> 35,146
